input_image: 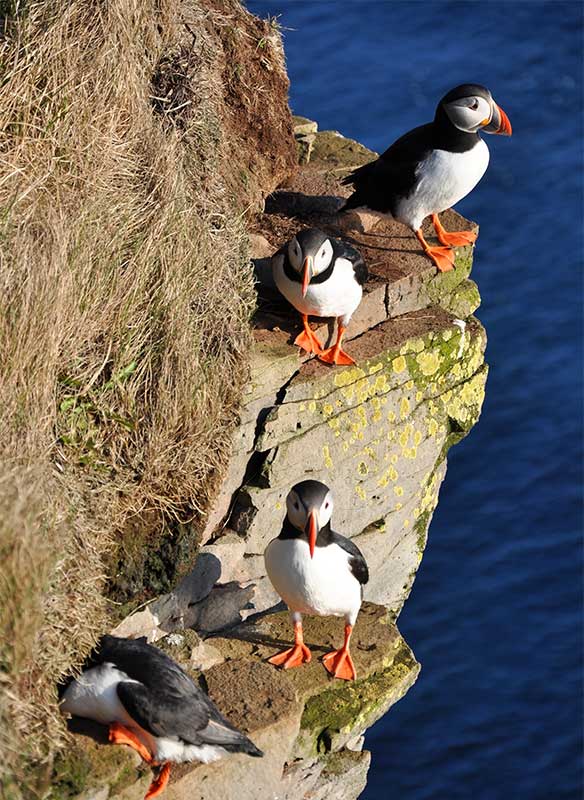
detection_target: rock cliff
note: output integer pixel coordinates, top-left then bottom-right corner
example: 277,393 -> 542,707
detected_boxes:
53,116 -> 487,800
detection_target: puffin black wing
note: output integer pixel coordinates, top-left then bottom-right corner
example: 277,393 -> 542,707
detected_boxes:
330,531 -> 369,585
341,123 -> 434,214
332,239 -> 368,286
116,681 -> 262,755
98,636 -> 262,756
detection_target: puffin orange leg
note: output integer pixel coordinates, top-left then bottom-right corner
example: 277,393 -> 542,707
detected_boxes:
319,324 -> 355,366
268,620 -> 312,669
108,721 -> 153,763
145,763 -> 171,800
415,228 -> 455,272
294,314 -> 324,355
431,213 -> 477,247
322,624 -> 357,681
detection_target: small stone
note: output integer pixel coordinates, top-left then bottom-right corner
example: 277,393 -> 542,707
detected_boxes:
337,207 -> 383,234
292,115 -> 318,136
165,633 -> 184,647
111,606 -> 163,643
190,639 -> 225,671
248,233 -> 273,260
296,132 -> 316,165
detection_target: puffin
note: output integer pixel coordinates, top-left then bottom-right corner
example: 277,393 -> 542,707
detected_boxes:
341,83 -> 512,272
264,480 -> 369,681
59,635 -> 263,799
272,228 -> 368,366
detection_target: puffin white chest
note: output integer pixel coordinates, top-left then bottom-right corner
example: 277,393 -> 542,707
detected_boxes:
60,663 -> 139,727
265,536 -> 362,623
273,255 -> 362,325
395,139 -> 490,230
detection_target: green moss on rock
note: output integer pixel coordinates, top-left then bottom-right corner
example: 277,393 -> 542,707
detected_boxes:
296,639 -> 419,758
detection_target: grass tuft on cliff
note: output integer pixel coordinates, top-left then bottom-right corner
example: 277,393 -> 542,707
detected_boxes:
0,0 -> 294,794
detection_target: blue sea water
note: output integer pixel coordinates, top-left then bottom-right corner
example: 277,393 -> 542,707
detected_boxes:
247,1 -> 583,798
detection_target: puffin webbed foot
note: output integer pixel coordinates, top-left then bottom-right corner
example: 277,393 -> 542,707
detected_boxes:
294,327 -> 324,355
431,213 -> 477,247
319,347 -> 356,366
268,642 -> 312,669
294,314 -> 324,355
108,722 -> 153,763
145,763 -> 171,800
318,323 -> 355,366
322,647 -> 357,681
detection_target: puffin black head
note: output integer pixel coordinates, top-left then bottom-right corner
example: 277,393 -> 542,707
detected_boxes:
437,83 -> 512,136
287,228 -> 334,297
286,480 -> 333,559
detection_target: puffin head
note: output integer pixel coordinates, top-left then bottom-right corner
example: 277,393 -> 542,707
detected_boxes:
286,480 -> 334,559
287,228 -> 334,297
438,83 -> 512,136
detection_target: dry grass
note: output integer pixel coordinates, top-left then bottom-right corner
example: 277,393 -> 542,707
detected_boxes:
0,0 -> 292,793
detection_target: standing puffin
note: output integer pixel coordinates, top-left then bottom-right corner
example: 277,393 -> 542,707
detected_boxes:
264,481 -> 369,681
59,635 -> 263,799
272,228 -> 367,366
341,83 -> 512,272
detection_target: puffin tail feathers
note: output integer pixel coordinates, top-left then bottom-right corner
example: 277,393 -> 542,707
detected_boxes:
200,719 -> 263,758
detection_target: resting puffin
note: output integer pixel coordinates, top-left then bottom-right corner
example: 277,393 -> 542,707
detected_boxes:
59,635 -> 263,799
264,480 -> 369,681
272,228 -> 367,366
342,83 -> 512,272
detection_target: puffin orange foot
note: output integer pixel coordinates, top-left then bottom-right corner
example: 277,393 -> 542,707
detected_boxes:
322,647 -> 356,681
268,642 -> 312,669
108,722 -> 152,763
319,347 -> 356,366
294,328 -> 323,355
436,229 -> 477,247
145,762 -> 171,800
424,245 -> 455,272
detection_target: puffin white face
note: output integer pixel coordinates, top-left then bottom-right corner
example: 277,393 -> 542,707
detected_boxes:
443,94 -> 494,133
287,236 -> 303,271
286,483 -> 334,558
286,488 -> 334,531
287,230 -> 334,297
311,239 -> 334,276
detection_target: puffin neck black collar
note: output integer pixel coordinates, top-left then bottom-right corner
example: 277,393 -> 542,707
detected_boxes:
432,106 -> 480,153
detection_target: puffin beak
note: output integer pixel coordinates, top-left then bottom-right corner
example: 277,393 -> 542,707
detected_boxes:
301,257 -> 313,297
483,103 -> 512,136
306,511 -> 318,558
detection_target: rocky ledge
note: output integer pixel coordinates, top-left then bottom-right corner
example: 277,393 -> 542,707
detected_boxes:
54,118 -> 487,800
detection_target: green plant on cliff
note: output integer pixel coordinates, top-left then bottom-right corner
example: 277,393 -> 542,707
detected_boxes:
0,0 -> 294,794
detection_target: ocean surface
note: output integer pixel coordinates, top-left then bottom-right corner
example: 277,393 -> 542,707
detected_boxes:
247,2 -> 583,798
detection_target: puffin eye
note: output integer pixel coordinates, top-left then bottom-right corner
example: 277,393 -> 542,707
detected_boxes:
294,501 -> 299,510
469,99 -> 479,110
325,501 -> 330,509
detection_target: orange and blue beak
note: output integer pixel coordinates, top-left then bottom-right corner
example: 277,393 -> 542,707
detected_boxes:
483,103 -> 512,136
301,257 -> 313,297
306,511 -> 318,558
